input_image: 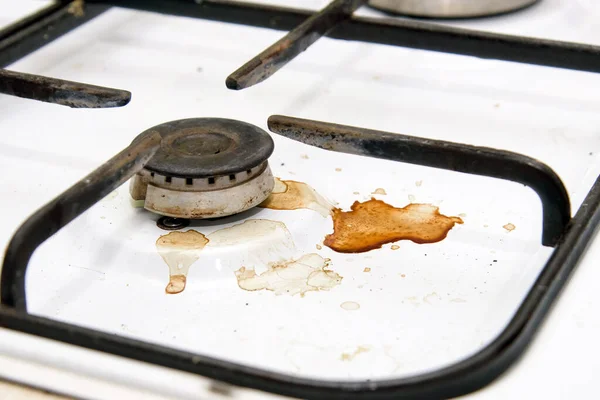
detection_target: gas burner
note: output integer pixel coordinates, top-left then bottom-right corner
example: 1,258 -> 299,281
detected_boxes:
129,118 -> 274,220
368,0 -> 539,18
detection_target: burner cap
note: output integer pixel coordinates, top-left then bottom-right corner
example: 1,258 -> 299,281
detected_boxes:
368,0 -> 539,18
132,118 -> 274,178
129,118 -> 275,220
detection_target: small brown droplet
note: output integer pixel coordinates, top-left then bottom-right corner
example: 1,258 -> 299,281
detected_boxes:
363,267 -> 371,273
400,274 -> 406,278
391,245 -> 400,250
300,154 -> 309,159
371,188 -> 387,195
503,223 -> 516,232
423,292 -> 440,304
494,103 -> 500,108
415,180 -> 423,187
316,244 -> 322,250
353,191 -> 360,195
340,345 -> 370,361
450,298 -> 467,303
335,168 -> 342,172
340,301 -> 360,311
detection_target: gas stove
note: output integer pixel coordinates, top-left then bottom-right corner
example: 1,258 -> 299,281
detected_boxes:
1,1 -> 600,399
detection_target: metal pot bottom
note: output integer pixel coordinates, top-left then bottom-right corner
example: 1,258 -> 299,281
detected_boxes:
368,0 -> 539,18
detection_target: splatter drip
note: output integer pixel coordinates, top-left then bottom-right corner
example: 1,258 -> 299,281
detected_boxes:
156,230 -> 208,294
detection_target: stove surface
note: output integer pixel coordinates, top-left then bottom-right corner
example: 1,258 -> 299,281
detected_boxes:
1,1 -> 600,399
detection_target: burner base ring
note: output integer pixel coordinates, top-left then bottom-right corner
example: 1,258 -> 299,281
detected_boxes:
130,164 -> 274,219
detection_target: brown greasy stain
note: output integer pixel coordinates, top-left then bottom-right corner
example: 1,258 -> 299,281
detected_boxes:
324,199 -> 463,253
156,230 -> 209,294
259,178 -> 334,217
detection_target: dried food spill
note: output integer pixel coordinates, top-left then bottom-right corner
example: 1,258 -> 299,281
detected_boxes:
156,219 -> 342,295
234,253 -> 342,296
259,178 -> 334,217
327,200 -> 463,253
157,180 -> 462,293
157,219 -> 294,294
260,178 -> 463,254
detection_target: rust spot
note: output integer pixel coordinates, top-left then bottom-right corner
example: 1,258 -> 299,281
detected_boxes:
259,178 -> 333,217
324,199 -> 463,253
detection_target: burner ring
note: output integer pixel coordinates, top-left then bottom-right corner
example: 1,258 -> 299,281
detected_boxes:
130,118 -> 275,219
132,118 -> 274,178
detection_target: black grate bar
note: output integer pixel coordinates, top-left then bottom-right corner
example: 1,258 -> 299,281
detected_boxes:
0,2 -> 111,68
0,69 -> 131,108
87,0 -> 600,76
0,131 -> 162,310
226,0 -> 367,90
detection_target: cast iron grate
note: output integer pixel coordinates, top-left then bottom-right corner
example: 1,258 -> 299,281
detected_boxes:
1,1 -> 600,399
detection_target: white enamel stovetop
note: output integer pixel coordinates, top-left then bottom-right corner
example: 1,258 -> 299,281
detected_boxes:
0,1 -> 599,399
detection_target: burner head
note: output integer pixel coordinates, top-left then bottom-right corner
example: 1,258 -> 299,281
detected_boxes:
368,0 -> 539,18
130,118 -> 275,219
